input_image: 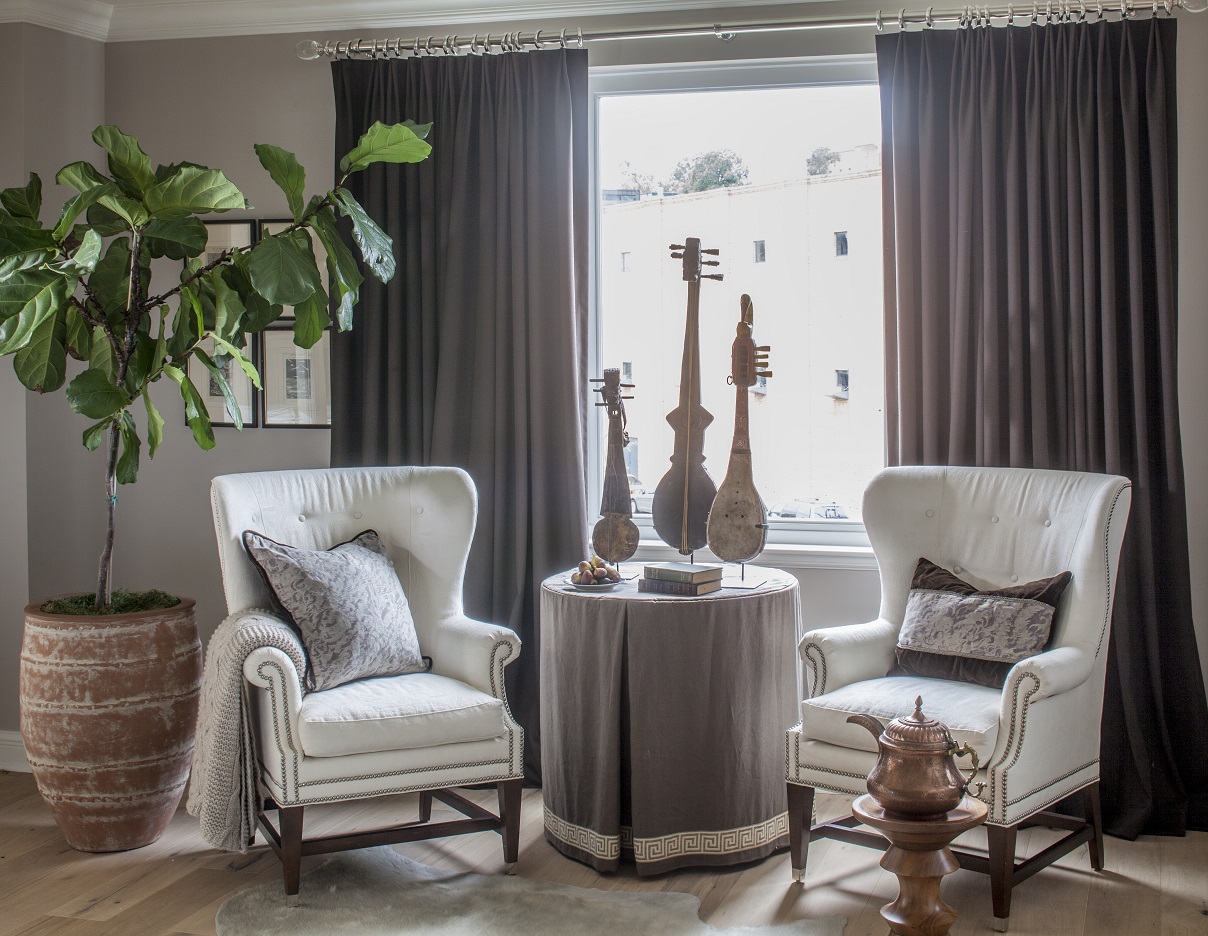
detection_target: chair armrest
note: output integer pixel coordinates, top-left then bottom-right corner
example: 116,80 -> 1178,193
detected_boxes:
1001,646 -> 1095,708
427,614 -> 522,701
798,618 -> 898,697
242,621 -> 307,758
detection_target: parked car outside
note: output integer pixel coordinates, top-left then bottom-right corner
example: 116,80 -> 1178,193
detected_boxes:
629,475 -> 655,514
767,498 -> 849,520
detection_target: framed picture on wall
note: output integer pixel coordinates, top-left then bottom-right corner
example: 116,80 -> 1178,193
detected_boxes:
257,219 -> 329,320
260,325 -> 331,427
198,221 -> 254,267
185,335 -> 259,428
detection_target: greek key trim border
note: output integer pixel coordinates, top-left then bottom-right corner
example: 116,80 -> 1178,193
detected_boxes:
626,812 -> 789,862
543,807 -> 621,860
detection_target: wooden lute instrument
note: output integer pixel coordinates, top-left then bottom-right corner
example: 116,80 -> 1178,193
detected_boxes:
591,368 -> 640,564
651,238 -> 723,555
707,294 -> 773,563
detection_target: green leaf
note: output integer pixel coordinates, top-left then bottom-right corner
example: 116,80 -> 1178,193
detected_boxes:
310,206 -> 363,331
211,269 -> 246,340
92,125 -> 158,197
89,237 -> 133,318
143,166 -> 247,220
65,367 -> 131,419
164,364 -> 215,450
49,229 -> 102,276
82,418 -> 112,452
339,121 -> 432,174
247,228 -> 321,306
166,287 -> 201,359
125,330 -> 157,396
292,289 -> 329,349
333,188 -> 395,283
0,270 -> 70,355
0,218 -> 57,265
211,333 -> 262,390
194,347 -> 243,430
57,161 -> 109,193
65,305 -> 91,360
116,411 -> 140,484
13,305 -> 67,392
1,174 -> 42,220
143,389 -> 164,458
94,191 -> 149,230
83,202 -> 130,238
53,184 -> 118,241
143,217 -> 208,260
90,326 -> 115,380
155,160 -> 210,183
255,144 -> 307,222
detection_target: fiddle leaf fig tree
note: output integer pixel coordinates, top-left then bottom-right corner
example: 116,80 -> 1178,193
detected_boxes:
0,121 -> 431,610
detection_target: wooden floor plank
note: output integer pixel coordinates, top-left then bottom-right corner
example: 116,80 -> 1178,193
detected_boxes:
3,773 -> 1208,936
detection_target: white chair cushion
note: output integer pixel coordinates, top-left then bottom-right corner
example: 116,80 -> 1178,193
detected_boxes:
801,675 -> 1001,763
298,672 -> 509,758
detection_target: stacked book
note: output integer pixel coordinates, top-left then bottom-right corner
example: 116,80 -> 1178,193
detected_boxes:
638,562 -> 724,596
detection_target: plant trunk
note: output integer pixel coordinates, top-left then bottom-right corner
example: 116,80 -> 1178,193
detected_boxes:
95,422 -> 120,609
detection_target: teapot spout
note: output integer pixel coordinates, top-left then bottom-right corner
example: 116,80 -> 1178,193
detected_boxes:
846,713 -> 885,739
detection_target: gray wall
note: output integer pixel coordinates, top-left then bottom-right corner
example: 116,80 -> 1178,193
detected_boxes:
2,2 -> 1206,731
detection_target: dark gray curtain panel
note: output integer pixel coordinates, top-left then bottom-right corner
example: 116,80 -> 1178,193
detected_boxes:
330,50 -> 591,782
877,19 -> 1208,837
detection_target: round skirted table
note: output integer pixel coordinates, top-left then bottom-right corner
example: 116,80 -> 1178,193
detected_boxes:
539,566 -> 801,876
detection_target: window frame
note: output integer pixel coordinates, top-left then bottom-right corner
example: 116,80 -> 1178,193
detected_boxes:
588,55 -> 881,567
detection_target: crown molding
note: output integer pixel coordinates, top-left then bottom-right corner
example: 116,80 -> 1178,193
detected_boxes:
0,0 -> 112,41
1,0 -> 820,43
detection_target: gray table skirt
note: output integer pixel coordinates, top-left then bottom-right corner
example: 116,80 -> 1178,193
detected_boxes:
539,567 -> 802,876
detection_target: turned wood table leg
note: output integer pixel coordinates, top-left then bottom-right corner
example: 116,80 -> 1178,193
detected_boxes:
852,794 -> 988,936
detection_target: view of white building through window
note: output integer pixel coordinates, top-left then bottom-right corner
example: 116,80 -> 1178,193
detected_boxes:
598,84 -> 885,529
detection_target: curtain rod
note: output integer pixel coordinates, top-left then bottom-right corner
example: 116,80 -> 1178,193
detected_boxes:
296,0 -> 1203,60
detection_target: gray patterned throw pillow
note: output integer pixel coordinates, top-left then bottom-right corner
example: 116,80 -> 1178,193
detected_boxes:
242,529 -> 426,691
891,558 -> 1072,688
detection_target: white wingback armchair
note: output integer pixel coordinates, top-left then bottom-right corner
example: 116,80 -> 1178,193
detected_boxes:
786,466 -> 1130,931
211,466 -> 523,893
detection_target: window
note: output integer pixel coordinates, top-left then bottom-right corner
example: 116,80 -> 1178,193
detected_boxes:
593,62 -> 884,550
833,369 -> 850,399
620,251 -> 631,272
835,231 -> 849,257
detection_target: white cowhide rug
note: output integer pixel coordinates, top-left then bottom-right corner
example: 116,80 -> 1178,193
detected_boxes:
216,848 -> 845,936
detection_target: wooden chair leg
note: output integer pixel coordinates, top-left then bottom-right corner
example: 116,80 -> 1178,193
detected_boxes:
418,790 -> 433,823
787,782 -> 816,882
278,805 -> 305,896
498,779 -> 523,869
987,822 -> 1018,932
1084,782 -> 1105,871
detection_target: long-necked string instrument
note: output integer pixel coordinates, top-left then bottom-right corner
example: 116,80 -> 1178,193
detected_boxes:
707,294 -> 773,564
590,368 -> 639,564
651,238 -> 723,556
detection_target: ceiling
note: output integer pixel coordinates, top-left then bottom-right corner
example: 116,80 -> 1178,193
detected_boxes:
0,0 -> 819,43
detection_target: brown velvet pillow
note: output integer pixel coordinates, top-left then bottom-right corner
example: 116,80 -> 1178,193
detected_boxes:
890,558 -> 1073,689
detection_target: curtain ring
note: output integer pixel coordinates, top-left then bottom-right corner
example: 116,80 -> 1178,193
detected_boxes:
534,28 -> 546,48
558,27 -> 567,47
876,10 -> 884,31
577,26 -> 584,47
898,8 -> 907,29
1008,3 -> 1015,24
926,6 -> 935,26
1164,0 -> 1172,14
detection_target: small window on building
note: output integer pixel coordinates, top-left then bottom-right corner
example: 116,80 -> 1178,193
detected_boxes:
832,369 -> 850,400
835,232 -> 849,257
753,240 -> 766,263
753,374 -> 769,396
621,251 -> 631,272
622,361 -> 633,382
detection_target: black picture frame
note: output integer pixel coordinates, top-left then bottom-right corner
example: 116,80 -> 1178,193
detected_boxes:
259,324 -> 332,428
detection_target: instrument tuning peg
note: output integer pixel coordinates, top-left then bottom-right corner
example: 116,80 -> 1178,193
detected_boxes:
669,243 -> 686,250
702,248 -> 720,256
756,345 -> 770,352
703,273 -> 724,281
671,252 -> 684,259
622,395 -> 634,400
702,260 -> 721,266
589,377 -> 604,383
621,383 -> 636,388
758,370 -> 773,378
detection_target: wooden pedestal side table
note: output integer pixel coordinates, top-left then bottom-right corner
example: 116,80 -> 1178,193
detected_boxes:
852,794 -> 988,936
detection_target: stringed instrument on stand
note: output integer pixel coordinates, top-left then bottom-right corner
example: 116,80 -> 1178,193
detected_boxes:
590,368 -> 640,564
651,238 -> 723,556
707,294 -> 773,563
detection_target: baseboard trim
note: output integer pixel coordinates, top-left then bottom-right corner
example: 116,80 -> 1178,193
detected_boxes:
0,730 -> 31,772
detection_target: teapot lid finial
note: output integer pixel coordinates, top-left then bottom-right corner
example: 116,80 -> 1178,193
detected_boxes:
911,696 -> 925,721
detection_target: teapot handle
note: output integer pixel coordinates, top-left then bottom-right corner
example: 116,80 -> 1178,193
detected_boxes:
950,740 -> 986,798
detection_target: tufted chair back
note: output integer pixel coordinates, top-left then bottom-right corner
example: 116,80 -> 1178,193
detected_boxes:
211,466 -> 477,650
863,465 -> 1131,666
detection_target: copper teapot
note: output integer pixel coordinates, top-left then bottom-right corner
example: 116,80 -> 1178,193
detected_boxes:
848,696 -> 984,821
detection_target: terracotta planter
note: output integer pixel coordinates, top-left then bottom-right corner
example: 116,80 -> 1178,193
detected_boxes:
19,597 -> 202,852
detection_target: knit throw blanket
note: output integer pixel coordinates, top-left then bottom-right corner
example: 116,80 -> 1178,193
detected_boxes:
186,609 -> 307,852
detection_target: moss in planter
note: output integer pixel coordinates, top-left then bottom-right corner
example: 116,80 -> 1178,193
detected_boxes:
41,589 -> 182,616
